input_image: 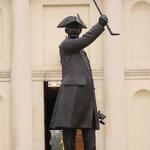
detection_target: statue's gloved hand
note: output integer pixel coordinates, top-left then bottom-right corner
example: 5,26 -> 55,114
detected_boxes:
99,15 -> 108,27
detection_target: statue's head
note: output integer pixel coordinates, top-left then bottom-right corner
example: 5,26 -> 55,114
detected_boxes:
57,14 -> 87,39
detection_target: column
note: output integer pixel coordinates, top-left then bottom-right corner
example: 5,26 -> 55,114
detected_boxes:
103,0 -> 127,150
11,0 -> 33,150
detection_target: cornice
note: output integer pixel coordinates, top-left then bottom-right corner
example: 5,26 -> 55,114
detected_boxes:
1,69 -> 150,81
32,70 -> 62,81
32,69 -> 150,81
32,70 -> 103,81
0,72 -> 10,82
125,69 -> 150,80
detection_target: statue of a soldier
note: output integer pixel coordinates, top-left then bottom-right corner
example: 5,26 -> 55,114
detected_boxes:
50,14 -> 108,150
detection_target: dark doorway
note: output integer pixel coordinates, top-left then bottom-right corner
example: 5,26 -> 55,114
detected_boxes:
44,81 -> 84,150
44,81 -> 59,150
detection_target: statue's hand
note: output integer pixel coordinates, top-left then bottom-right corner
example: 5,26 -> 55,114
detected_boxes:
99,15 -> 108,27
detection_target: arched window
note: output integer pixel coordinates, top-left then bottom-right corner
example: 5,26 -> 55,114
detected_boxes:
131,2 -> 150,58
132,89 -> 150,150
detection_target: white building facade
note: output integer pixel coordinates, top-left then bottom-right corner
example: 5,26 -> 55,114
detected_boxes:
0,0 -> 150,150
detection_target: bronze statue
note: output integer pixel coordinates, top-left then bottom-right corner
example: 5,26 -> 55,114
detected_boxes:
50,14 -> 108,150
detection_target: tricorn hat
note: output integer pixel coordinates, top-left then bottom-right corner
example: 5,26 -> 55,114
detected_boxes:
57,14 -> 87,29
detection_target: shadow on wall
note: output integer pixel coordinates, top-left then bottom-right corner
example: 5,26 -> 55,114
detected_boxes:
132,89 -> 150,150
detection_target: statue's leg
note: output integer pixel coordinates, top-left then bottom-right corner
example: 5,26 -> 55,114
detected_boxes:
63,128 -> 76,150
82,128 -> 96,150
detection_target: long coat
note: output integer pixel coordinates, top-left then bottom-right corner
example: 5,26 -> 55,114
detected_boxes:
50,23 -> 105,130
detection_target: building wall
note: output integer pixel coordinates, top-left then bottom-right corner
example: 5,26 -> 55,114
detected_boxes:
0,0 -> 150,150
124,0 -> 150,150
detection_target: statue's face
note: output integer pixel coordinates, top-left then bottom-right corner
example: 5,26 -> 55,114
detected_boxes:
65,23 -> 82,39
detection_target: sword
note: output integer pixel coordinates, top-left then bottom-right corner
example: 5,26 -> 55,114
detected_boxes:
93,0 -> 120,36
